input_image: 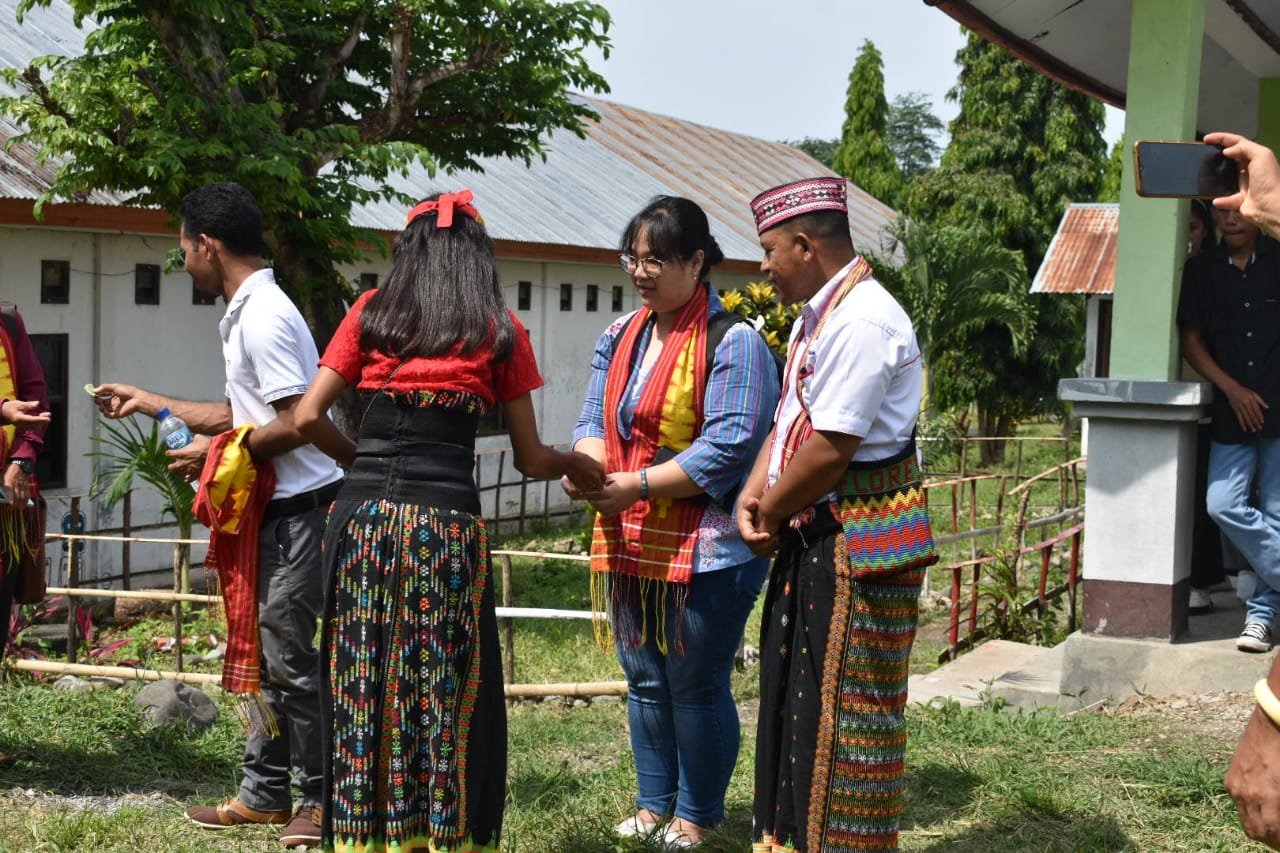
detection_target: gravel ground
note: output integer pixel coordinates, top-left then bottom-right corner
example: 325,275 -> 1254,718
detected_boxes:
1104,689 -> 1256,743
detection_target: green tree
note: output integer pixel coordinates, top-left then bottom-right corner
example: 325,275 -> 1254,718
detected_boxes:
3,0 -> 611,405
832,40 -> 903,208
886,91 -> 945,181
89,416 -> 199,656
1099,138 -> 1125,202
909,31 -> 1107,461
869,217 -> 1032,413
784,136 -> 838,169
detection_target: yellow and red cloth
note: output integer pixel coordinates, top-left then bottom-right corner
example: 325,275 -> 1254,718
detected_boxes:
193,425 -> 277,731
0,311 -> 18,465
590,285 -> 711,651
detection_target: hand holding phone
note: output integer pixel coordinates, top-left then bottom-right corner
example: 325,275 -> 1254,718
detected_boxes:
1134,141 -> 1240,198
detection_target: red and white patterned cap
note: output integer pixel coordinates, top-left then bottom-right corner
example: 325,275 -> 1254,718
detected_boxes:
749,177 -> 847,234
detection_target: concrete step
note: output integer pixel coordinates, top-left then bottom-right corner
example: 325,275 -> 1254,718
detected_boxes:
909,587 -> 1279,714
986,642 -> 1068,711
909,639 -> 1052,708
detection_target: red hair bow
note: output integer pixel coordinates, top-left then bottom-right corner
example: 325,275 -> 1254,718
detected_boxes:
405,189 -> 482,229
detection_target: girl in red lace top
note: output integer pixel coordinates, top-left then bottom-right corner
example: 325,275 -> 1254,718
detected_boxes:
296,191 -> 602,853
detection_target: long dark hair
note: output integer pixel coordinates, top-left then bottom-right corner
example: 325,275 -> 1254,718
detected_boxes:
619,196 -> 725,279
360,196 -> 514,361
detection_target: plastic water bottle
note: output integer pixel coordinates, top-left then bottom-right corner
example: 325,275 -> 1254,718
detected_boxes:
156,407 -> 194,450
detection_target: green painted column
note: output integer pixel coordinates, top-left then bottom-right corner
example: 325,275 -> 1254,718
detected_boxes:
1110,0 -> 1205,379
1259,79 -> 1280,153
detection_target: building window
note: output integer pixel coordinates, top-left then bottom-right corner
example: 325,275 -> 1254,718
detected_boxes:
560,283 -> 573,311
29,333 -> 68,488
586,284 -> 599,312
40,260 -> 70,304
134,264 -> 161,305
517,281 -> 532,311
612,285 -> 624,312
192,283 -> 218,306
358,273 -> 378,292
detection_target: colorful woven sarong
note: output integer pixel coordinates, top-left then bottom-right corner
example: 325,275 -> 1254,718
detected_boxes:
754,450 -> 936,853
193,425 -> 277,732
324,499 -> 503,853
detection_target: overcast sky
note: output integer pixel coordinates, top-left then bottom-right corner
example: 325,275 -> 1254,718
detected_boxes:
584,1 -> 1122,148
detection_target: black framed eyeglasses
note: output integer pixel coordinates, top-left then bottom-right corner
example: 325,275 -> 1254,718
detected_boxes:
619,254 -> 665,277
178,248 -> 187,264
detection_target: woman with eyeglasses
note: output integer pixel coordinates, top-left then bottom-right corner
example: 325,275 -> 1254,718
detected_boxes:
565,196 -> 781,848
296,190 -> 604,853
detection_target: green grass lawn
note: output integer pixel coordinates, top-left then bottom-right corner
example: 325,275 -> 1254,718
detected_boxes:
0,683 -> 1261,851
0,540 -> 1262,851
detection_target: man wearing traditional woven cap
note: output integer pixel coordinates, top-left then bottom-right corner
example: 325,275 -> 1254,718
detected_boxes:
738,177 -> 938,853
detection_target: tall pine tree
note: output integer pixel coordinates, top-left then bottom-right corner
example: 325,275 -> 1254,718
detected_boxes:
832,40 -> 904,209
911,32 -> 1107,459
886,92 -> 945,181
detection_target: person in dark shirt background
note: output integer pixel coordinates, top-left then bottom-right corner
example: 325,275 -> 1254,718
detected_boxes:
1178,202 -> 1280,652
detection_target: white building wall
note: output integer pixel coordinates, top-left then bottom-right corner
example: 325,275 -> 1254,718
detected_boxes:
1,225 -> 224,586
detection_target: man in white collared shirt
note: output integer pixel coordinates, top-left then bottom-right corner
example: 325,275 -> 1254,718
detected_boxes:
739,177 -> 935,853
96,183 -> 352,849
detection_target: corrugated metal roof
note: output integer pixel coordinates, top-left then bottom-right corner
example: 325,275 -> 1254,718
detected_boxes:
0,0 -> 899,262
1031,203 -> 1118,295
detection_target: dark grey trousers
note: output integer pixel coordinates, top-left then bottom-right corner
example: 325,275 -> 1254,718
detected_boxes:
237,504 -> 325,812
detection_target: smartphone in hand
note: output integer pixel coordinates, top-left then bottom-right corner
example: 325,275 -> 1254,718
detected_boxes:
1134,141 -> 1239,198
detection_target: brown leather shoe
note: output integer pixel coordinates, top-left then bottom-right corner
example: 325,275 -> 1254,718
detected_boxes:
185,797 -> 290,830
280,803 -> 322,848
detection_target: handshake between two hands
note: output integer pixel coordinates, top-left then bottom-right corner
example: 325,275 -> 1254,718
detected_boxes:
559,454 -> 634,517
559,454 -> 782,556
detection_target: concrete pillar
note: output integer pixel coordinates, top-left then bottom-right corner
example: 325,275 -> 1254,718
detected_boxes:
1063,0 -> 1208,642
1110,0 -> 1203,381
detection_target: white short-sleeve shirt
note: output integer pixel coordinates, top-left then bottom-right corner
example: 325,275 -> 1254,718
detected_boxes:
767,259 -> 924,487
219,268 -> 342,499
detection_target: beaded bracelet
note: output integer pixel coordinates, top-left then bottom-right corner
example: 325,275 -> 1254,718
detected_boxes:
639,468 -> 650,501
1254,678 -> 1280,728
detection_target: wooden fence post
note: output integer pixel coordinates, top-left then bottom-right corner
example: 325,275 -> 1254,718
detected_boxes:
173,539 -> 184,673
121,490 -> 132,591
501,554 -> 516,705
65,496 -> 81,663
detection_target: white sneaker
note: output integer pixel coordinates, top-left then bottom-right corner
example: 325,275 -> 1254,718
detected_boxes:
1237,570 -> 1258,602
1238,621 -> 1273,653
1188,588 -> 1214,613
661,825 -> 703,849
615,814 -> 663,838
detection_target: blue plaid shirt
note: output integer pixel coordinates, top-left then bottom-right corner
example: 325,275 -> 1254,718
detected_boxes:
574,291 -> 781,573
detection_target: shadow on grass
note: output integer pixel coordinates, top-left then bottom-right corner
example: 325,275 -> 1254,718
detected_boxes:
507,763 -> 594,811
912,814 -> 1133,851
904,761 -> 983,827
0,722 -> 238,797
507,803 -> 757,853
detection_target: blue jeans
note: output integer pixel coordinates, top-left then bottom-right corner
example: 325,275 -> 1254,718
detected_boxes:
615,558 -> 767,827
1207,439 -> 1280,627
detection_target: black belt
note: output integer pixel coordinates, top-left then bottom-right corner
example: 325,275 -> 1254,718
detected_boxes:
262,479 -> 343,523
